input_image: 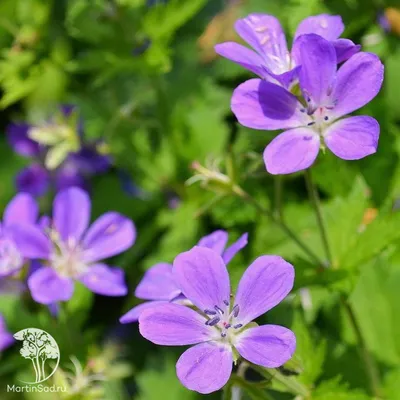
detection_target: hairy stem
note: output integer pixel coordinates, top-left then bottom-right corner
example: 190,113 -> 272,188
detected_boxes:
304,169 -> 332,267
233,185 -> 322,266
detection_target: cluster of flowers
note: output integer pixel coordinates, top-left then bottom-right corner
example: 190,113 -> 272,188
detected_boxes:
6,106 -> 111,197
0,187 -> 136,350
120,231 -> 296,394
215,13 -> 384,174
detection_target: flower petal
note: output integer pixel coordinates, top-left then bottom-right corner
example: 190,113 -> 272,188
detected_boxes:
333,39 -> 361,63
0,332 -> 14,351
263,128 -> 320,175
173,246 -> 230,312
135,263 -> 180,301
79,264 -> 127,296
332,52 -> 384,119
296,34 -> 337,106
3,193 -> 38,226
15,164 -> 50,198
234,256 -> 294,326
235,14 -> 289,75
53,187 -> 91,242
55,165 -> 87,192
8,224 -> 51,259
6,123 -> 40,157
197,230 -> 228,255
82,212 -> 136,263
295,14 -> 344,40
120,301 -> 168,324
28,267 -> 74,304
176,342 -> 233,394
222,233 -> 248,264
324,116 -> 379,160
139,303 -> 216,345
214,42 -> 267,78
235,325 -> 296,368
231,79 -> 311,131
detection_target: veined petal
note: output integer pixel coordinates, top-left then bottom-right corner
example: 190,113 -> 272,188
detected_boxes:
332,52 -> 384,119
173,246 -> 230,312
235,325 -> 296,368
53,187 -> 91,242
82,212 -> 136,263
295,14 -> 344,40
28,267 -> 74,304
214,42 -> 267,78
222,233 -> 248,264
296,34 -> 337,106
197,230 -> 228,255
333,39 -> 361,63
176,342 -> 233,394
263,128 -> 320,175
3,193 -> 38,227
231,79 -> 311,131
79,264 -> 127,296
8,224 -> 51,259
120,301 -> 168,324
139,303 -> 216,345
235,14 -> 289,75
135,263 -> 180,301
324,116 -> 379,160
234,256 -> 294,326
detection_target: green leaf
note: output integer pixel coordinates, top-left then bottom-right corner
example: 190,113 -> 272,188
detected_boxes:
313,377 -> 370,400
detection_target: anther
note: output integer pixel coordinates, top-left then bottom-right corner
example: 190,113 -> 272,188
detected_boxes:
204,309 -> 217,315
307,122 -> 315,126
300,108 -> 305,113
205,316 -> 220,326
223,300 -> 229,306
224,323 -> 231,329
214,305 -> 224,315
233,324 -> 243,329
232,304 -> 240,318
221,332 -> 227,338
324,116 -> 329,121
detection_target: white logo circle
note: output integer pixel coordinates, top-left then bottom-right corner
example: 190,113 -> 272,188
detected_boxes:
13,328 -> 60,384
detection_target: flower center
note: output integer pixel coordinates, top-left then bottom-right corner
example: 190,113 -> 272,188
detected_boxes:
203,301 -> 244,343
49,231 -> 87,278
0,238 -> 23,275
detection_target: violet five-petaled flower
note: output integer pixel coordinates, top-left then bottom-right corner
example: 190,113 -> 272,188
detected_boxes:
0,314 -> 14,351
0,193 -> 40,295
231,33 -> 384,174
215,13 -> 360,88
120,230 -> 248,323
139,246 -> 295,394
10,187 -> 136,304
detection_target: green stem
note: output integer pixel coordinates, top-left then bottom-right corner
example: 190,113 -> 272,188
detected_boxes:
304,169 -> 332,267
341,297 -> 382,399
233,185 -> 322,266
274,176 -> 284,221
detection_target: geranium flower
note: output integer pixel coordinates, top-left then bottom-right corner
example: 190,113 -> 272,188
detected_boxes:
10,187 -> 136,304
120,230 -> 248,323
139,246 -> 295,394
231,34 -> 384,174
0,314 -> 14,351
215,14 -> 360,88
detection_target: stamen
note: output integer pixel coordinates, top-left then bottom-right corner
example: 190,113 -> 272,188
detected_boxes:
205,316 -> 220,326
223,323 -> 231,329
232,304 -> 240,318
307,122 -> 315,126
214,305 -> 224,315
204,309 -> 217,315
300,109 -> 306,113
221,332 -> 227,338
233,324 -> 243,329
223,300 -> 229,306
324,116 -> 329,121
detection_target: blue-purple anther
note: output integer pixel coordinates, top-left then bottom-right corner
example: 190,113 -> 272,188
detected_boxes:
204,302 -> 242,338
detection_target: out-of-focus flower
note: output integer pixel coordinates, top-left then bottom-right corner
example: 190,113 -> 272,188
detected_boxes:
11,187 -> 136,304
232,34 -> 384,174
139,246 -> 295,394
0,314 -> 14,351
0,193 -> 39,295
7,106 -> 111,197
215,14 -> 360,88
382,8 -> 400,35
120,230 -> 248,323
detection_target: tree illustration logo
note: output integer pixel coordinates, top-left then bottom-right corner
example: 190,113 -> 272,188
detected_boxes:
13,328 -> 60,384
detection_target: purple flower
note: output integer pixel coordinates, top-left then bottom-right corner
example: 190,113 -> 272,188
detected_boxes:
120,231 -> 248,323
215,14 -> 360,88
10,187 -> 136,304
16,164 -> 50,197
139,246 -> 295,394
0,314 -> 14,351
231,34 -> 384,174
